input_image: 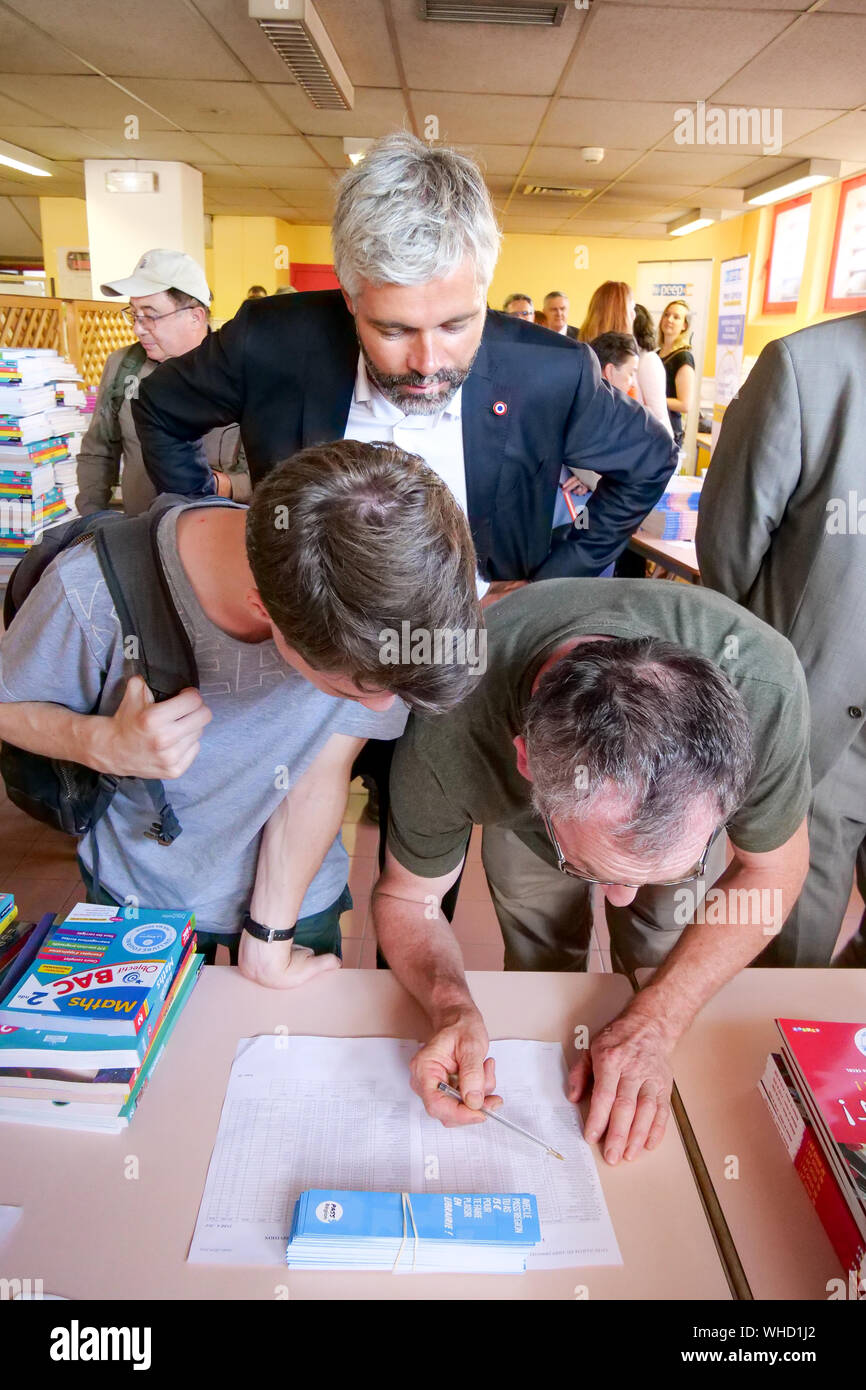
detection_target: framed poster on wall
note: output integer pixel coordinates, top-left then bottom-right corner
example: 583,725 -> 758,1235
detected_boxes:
763,194 -> 811,314
825,172 -> 866,313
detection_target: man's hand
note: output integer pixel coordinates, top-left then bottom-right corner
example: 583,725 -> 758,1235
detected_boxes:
409,1006 -> 502,1127
561,476 -> 590,496
91,675 -> 212,779
480,579 -> 528,610
568,1006 -> 674,1164
238,933 -> 341,990
212,470 -> 233,498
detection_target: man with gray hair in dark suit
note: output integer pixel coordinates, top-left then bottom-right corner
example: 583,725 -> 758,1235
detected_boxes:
697,310 -> 866,966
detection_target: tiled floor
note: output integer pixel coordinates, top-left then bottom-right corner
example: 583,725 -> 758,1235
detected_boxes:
0,777 -> 862,970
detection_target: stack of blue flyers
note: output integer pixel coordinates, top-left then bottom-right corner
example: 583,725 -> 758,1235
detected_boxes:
286,1190 -> 541,1273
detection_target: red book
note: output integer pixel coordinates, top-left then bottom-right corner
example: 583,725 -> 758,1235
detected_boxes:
776,1019 -> 866,1238
761,1052 -> 866,1294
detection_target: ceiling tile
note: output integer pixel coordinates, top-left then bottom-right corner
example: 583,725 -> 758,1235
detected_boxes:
311,0 -> 401,87
561,6 -> 792,102
634,150 -> 759,183
0,75 -> 176,129
601,0 -> 813,8
0,126 -> 118,160
713,155 -> 801,187
305,135 -> 351,167
459,144 -> 531,178
544,100 -> 679,149
656,106 -> 846,158
1,0 -> 242,80
202,133 -> 327,168
128,79 -> 289,135
0,90 -> 61,127
264,85 -> 409,138
391,0 -> 587,96
781,111 -> 866,163
622,222 -> 673,237
197,164 -> 337,190
0,7 -> 89,75
411,91 -> 548,146
525,147 -> 646,182
77,129 -> 228,163
713,14 -> 866,107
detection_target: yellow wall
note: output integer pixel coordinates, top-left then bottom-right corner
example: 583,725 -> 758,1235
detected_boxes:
39,178 -> 855,374
38,197 -> 89,296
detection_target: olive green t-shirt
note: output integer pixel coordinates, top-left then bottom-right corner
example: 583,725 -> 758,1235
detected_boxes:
387,579 -> 811,878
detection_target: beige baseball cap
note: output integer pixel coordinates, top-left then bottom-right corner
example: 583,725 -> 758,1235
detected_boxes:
101,248 -> 211,304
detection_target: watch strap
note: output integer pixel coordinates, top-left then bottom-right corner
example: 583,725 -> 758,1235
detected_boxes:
242,912 -> 296,944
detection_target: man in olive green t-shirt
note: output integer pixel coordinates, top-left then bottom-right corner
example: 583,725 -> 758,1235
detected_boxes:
373,579 -> 811,1167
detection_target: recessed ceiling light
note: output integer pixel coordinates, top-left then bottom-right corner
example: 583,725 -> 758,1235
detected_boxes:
669,208 -> 721,237
745,159 -> 840,207
0,139 -> 52,178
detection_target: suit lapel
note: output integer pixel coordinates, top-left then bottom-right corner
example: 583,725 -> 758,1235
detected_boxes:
300,299 -> 358,447
462,319 -> 511,569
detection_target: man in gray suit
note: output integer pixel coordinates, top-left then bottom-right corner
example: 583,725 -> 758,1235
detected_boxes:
697,311 -> 865,966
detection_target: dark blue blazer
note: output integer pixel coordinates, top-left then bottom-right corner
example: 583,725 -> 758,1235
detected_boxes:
133,289 -> 677,580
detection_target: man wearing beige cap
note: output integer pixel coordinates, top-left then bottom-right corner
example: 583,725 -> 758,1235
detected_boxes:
75,248 -> 249,517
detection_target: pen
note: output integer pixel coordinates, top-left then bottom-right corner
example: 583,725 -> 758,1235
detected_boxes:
437,1081 -> 564,1160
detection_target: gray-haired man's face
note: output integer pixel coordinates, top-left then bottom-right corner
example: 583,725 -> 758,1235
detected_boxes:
342,258 -> 487,415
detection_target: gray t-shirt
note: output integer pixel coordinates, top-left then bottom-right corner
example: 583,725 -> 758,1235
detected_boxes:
0,503 -> 407,932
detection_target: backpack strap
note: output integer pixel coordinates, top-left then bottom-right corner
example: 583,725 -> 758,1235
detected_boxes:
94,505 -> 199,847
102,342 -> 148,444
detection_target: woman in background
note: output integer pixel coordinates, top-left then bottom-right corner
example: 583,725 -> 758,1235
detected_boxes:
658,299 -> 695,447
632,303 -> 673,435
578,280 -> 634,343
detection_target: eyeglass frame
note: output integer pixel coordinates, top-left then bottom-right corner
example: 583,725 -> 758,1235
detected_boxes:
121,305 -> 199,328
541,811 -> 714,889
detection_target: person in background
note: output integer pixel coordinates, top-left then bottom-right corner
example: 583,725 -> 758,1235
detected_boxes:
558,333 -> 641,530
543,290 -> 579,339
246,285 -> 268,299
589,332 -> 640,395
274,285 -> 298,296
534,310 -> 547,326
75,249 -> 249,517
632,304 -> 673,436
658,299 -> 695,448
578,280 -> 634,343
502,293 -> 534,321
697,311 -> 866,967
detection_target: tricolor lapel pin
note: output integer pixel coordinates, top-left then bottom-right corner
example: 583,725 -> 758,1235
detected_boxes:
492,400 -> 508,416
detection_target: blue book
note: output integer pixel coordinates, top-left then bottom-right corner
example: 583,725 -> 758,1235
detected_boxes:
287,1190 -> 541,1273
0,905 -> 194,1037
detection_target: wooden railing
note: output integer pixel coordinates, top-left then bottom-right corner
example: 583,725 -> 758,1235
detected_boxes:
0,295 -> 136,389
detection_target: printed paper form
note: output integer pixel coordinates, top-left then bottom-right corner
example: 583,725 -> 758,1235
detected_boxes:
188,1036 -> 621,1269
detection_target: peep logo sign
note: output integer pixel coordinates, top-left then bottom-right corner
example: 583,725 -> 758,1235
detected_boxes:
315,1201 -> 343,1223
121,923 -> 177,954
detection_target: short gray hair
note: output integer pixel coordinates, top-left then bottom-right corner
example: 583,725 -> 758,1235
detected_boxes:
503,293 -> 533,311
523,638 -> 753,856
332,132 -> 502,298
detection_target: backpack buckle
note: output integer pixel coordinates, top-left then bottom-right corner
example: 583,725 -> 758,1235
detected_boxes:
144,820 -> 176,846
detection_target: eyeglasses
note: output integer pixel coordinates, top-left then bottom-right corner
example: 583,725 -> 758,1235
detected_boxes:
542,812 -> 714,889
121,306 -> 196,328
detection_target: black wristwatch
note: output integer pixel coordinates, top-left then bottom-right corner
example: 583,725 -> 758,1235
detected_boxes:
241,912 -> 296,944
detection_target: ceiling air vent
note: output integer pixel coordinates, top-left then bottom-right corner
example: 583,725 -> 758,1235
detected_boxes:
422,3 -> 568,25
249,0 -> 354,110
523,184 -> 592,197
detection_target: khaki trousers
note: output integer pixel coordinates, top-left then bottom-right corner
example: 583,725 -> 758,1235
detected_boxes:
480,824 -> 727,977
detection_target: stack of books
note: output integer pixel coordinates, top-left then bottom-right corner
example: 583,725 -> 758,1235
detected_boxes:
286,1190 -> 541,1273
639,475 -> 702,542
0,896 -> 35,988
0,348 -> 84,583
0,903 -> 202,1133
761,1018 -> 866,1294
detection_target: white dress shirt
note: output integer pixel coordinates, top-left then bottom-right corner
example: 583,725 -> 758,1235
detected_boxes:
343,354 -> 488,595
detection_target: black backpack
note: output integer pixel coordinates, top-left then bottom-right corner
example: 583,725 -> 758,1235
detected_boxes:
1,500 -> 200,875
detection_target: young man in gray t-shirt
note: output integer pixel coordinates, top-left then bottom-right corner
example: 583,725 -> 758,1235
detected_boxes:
0,440 -> 482,989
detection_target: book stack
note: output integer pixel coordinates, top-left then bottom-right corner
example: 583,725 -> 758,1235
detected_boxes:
0,896 -> 33,989
761,1019 -> 866,1295
0,348 -> 83,584
0,903 -> 203,1133
286,1190 -> 541,1273
640,475 -> 702,542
